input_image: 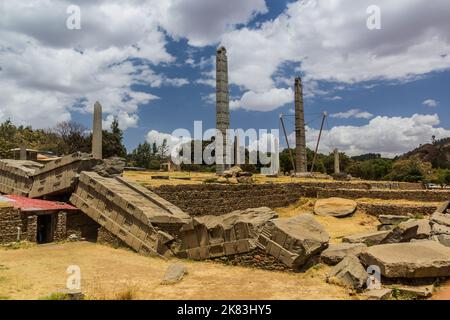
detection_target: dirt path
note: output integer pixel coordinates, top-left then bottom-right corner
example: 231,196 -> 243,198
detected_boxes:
0,242 -> 353,300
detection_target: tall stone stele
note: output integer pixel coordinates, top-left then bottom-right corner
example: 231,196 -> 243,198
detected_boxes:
92,101 -> 103,160
295,77 -> 307,173
216,46 -> 230,175
334,148 -> 340,174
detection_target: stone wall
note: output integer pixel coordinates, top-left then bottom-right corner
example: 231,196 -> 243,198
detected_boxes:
315,188 -> 450,202
97,227 -> 127,248
152,183 -> 306,216
66,211 -> 99,241
358,203 -> 438,217
25,215 -> 37,242
0,206 -> 24,243
54,212 -> 67,241
151,182 -> 439,217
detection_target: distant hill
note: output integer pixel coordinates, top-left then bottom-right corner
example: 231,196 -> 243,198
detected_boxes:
400,137 -> 450,169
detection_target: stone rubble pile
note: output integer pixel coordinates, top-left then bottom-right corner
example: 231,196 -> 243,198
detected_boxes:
319,200 -> 450,299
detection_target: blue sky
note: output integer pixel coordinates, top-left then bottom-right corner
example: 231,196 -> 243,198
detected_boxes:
1,0 -> 449,157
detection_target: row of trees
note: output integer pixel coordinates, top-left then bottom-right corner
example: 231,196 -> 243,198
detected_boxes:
127,140 -> 169,169
0,119 -> 126,159
279,147 -> 450,185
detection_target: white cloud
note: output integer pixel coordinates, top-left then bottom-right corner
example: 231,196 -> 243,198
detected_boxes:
157,0 -> 267,47
423,99 -> 439,107
289,113 -> 450,157
218,0 -> 450,104
331,109 -> 374,119
0,0 -> 189,129
230,88 -> 294,112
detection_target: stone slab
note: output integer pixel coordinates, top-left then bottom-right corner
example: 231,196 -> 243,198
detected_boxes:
360,241 -> 450,278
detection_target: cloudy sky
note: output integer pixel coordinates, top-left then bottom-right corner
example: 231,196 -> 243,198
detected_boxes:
1,0 -> 449,157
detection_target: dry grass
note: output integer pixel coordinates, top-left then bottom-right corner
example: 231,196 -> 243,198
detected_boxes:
274,198 -> 379,243
0,242 -> 353,300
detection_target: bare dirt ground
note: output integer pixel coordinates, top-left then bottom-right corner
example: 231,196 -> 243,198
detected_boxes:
0,242 -> 355,300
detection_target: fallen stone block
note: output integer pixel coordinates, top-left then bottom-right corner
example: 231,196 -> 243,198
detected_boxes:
178,207 -> 277,260
327,255 -> 368,290
436,201 -> 450,214
29,153 -> 100,198
161,264 -> 188,285
343,231 -> 390,246
360,241 -> 450,278
432,223 -> 450,236
257,214 -> 329,271
382,219 -> 431,244
70,171 -> 191,258
361,288 -> 392,300
433,234 -> 450,247
314,197 -> 357,218
431,212 -> 450,227
0,159 -> 43,196
378,214 -> 412,225
377,224 -> 395,231
320,243 -> 367,265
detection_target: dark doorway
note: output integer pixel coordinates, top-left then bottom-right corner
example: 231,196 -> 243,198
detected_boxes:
37,215 -> 54,244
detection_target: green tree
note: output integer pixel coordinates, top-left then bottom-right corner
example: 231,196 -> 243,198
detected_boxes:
129,142 -> 153,169
386,156 -> 432,182
102,118 -> 127,158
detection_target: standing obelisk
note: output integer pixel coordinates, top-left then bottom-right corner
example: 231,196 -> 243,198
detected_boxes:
295,77 -> 307,173
334,148 -> 340,174
92,101 -> 103,160
216,46 -> 230,175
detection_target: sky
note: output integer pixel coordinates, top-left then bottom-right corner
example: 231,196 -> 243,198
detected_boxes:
0,0 -> 449,158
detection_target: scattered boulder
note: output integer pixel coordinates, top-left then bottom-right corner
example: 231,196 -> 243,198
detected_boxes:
382,219 -> 431,244
161,264 -> 188,285
258,214 -> 329,271
91,157 -> 125,178
432,223 -> 450,236
378,214 -> 412,225
361,288 -> 392,300
314,198 -> 357,218
320,243 -> 367,265
237,176 -> 253,184
433,235 -> 450,247
360,241 -> 450,278
67,234 -> 81,242
377,225 -> 395,231
431,212 -> 450,227
217,177 -> 228,183
390,285 -> 434,299
343,231 -> 390,246
327,256 -> 368,290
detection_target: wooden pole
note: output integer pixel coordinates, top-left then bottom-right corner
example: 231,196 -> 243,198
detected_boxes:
310,112 -> 327,173
280,114 -> 297,173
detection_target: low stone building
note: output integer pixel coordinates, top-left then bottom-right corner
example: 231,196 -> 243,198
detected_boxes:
0,195 -> 80,244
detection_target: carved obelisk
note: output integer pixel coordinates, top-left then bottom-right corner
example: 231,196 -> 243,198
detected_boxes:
92,101 -> 103,160
216,46 -> 230,175
295,77 -> 307,173
334,148 -> 340,174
